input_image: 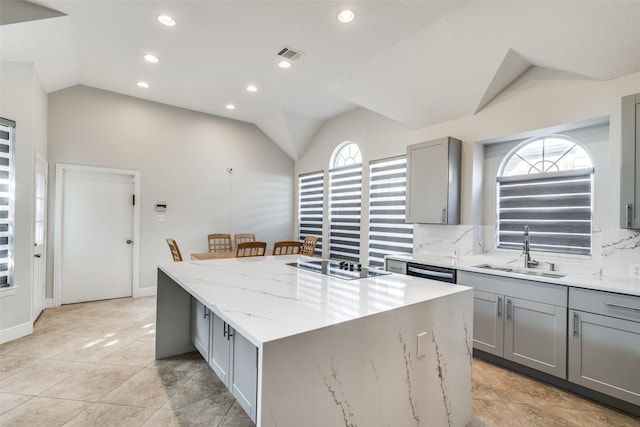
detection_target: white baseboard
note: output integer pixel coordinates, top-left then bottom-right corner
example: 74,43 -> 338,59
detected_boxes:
0,321 -> 33,345
134,286 -> 156,298
45,298 -> 55,308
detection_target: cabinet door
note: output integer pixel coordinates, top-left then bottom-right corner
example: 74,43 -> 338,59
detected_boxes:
620,93 -> 640,229
190,298 -> 210,360
473,290 -> 504,356
231,332 -> 258,422
406,139 -> 449,223
209,313 -> 231,386
504,298 -> 567,378
568,310 -> 640,405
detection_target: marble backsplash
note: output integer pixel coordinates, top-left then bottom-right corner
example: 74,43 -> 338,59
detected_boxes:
413,224 -> 640,280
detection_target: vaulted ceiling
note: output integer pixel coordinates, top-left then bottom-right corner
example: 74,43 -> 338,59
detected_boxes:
2,1 -> 640,160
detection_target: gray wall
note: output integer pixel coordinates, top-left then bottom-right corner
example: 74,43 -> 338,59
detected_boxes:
47,85 -> 294,295
0,61 -> 48,341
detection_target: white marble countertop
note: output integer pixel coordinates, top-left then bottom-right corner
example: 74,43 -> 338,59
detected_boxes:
386,254 -> 640,297
159,255 -> 472,347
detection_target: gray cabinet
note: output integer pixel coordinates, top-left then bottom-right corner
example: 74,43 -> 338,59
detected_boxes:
620,92 -> 640,229
406,137 -> 461,224
190,298 -> 210,360
208,312 -> 258,422
568,288 -> 640,406
385,258 -> 407,274
458,271 -> 567,378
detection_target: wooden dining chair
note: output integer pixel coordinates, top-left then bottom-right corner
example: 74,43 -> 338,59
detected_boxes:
208,233 -> 232,252
272,240 -> 302,256
234,233 -> 256,249
300,235 -> 318,257
166,238 -> 183,262
236,241 -> 267,257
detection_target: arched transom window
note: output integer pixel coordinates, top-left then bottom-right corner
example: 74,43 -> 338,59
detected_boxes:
497,135 -> 594,255
332,141 -> 362,169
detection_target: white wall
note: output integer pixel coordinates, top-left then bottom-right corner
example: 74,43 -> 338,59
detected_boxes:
0,61 -> 48,343
47,85 -> 294,296
296,68 -> 640,276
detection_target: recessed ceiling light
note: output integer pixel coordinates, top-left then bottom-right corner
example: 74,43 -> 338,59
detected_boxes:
144,54 -> 159,63
246,85 -> 258,92
337,8 -> 356,23
137,81 -> 149,88
278,60 -> 292,69
158,15 -> 176,27
226,104 -> 236,110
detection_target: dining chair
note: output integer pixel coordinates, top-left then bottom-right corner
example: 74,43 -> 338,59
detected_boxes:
236,241 -> 267,257
166,238 -> 183,262
272,240 -> 302,256
234,233 -> 256,249
300,235 -> 318,257
208,233 -> 232,252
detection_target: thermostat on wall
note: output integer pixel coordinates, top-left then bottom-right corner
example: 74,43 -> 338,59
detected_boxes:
155,203 -> 167,212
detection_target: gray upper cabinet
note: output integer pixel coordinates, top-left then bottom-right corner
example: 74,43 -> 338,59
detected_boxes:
406,137 -> 461,224
620,92 -> 640,229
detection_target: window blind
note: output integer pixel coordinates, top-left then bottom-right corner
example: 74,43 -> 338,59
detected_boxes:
329,165 -> 362,262
298,171 -> 324,256
368,156 -> 413,267
0,120 -> 15,288
497,169 -> 593,255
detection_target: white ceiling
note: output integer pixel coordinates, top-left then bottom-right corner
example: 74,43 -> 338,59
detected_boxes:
3,1 -> 640,160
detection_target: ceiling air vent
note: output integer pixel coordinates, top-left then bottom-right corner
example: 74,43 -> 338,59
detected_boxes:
277,46 -> 304,61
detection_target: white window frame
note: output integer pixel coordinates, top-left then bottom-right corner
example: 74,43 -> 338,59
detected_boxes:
298,171 -> 324,257
0,118 -> 15,289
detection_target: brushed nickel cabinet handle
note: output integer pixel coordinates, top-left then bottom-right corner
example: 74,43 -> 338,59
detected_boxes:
506,298 -> 512,320
626,203 -> 633,228
604,302 -> 640,312
441,208 -> 446,223
573,312 -> 579,336
497,296 -> 503,317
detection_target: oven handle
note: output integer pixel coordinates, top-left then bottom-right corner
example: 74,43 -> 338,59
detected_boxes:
407,266 -> 454,280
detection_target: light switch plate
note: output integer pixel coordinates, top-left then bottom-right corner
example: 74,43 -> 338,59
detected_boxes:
631,264 -> 640,279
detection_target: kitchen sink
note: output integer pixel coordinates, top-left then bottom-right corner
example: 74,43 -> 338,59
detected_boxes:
473,263 -> 565,279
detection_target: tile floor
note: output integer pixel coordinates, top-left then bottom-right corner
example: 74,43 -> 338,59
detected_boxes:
0,296 -> 638,427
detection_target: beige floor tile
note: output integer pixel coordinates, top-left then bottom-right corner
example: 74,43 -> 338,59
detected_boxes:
149,351 -> 209,372
97,339 -> 156,367
99,367 -> 197,409
217,415 -> 255,427
0,393 -> 32,415
545,406 -> 640,427
63,402 -> 157,427
39,363 -> 142,402
470,399 -> 524,427
507,402 -> 580,427
1,333 -> 91,359
53,334 -> 132,363
0,355 -> 39,380
0,358 -> 86,395
0,396 -> 91,427
161,370 -> 234,415
481,367 -> 567,408
142,408 -> 223,426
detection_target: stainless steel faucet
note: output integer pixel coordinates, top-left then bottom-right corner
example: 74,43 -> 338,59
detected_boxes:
523,225 -> 538,268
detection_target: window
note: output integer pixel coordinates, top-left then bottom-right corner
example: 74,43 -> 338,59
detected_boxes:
368,156 -> 413,267
0,118 -> 15,288
329,142 -> 362,262
298,171 -> 324,256
497,135 -> 594,255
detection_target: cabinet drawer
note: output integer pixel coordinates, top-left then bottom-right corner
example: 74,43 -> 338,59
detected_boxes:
570,287 -> 640,322
458,271 -> 567,307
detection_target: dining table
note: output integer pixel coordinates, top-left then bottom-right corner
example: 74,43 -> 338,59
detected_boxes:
190,250 -> 272,260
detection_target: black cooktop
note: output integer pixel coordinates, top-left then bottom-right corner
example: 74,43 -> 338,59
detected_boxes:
287,260 -> 391,281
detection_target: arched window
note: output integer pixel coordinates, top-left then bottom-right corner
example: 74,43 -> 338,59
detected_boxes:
331,141 -> 362,168
497,135 -> 594,255
329,142 -> 362,262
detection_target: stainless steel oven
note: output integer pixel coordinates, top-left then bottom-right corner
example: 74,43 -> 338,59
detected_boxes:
406,262 -> 456,283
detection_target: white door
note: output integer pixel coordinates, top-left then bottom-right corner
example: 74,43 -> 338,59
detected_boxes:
32,154 -> 47,320
60,168 -> 135,304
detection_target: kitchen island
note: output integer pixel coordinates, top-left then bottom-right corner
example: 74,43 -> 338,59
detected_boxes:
156,255 -> 473,427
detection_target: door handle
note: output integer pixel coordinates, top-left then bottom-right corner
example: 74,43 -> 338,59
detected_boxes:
126,239 -> 133,244
34,254 -> 42,258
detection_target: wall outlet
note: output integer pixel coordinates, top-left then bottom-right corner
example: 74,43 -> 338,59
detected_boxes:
631,264 -> 640,279
156,214 -> 166,222
417,332 -> 427,358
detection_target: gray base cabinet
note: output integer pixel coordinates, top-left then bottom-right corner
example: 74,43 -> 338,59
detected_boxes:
208,312 -> 258,422
190,298 -> 210,360
459,271 -> 567,378
568,288 -> 640,406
